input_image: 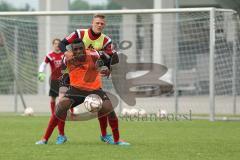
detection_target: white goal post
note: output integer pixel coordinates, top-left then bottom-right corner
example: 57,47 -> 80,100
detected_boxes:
0,8 -> 239,121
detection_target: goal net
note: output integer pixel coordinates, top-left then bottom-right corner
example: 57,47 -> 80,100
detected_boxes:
0,8 -> 239,120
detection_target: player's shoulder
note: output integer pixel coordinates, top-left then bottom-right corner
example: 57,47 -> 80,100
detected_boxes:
102,34 -> 112,48
101,35 -> 111,47
76,28 -> 87,32
47,51 -> 64,59
46,51 -> 54,60
102,33 -> 112,41
76,29 -> 86,39
49,51 -> 64,56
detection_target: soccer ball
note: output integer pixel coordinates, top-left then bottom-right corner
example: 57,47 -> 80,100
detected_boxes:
129,108 -> 139,116
84,94 -> 103,113
157,109 -> 168,118
24,107 -> 34,116
121,108 -> 131,116
138,109 -> 147,117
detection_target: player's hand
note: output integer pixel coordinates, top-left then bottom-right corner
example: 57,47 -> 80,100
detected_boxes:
98,51 -> 110,59
95,58 -> 105,69
100,67 -> 111,77
65,51 -> 74,61
38,72 -> 46,82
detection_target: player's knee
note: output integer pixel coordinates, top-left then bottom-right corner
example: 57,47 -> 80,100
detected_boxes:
101,100 -> 113,113
55,97 -> 72,117
59,97 -> 72,106
59,86 -> 68,98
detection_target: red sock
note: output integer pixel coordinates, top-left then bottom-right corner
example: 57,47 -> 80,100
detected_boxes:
57,113 -> 67,136
98,115 -> 108,137
50,101 -> 55,115
108,112 -> 119,143
43,114 -> 59,141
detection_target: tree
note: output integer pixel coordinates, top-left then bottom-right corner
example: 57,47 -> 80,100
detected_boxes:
69,0 -> 122,10
0,1 -> 16,11
69,0 -> 90,10
0,1 -> 34,11
107,0 -> 122,10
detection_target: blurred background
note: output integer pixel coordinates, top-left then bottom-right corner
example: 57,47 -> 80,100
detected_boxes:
1,0 -> 240,13
0,0 -> 240,121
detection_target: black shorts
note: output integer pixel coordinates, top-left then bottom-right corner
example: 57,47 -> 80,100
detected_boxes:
49,80 -> 60,97
64,86 -> 109,108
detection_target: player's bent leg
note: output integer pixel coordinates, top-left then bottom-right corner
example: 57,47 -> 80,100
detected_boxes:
100,100 -> 130,146
50,97 -> 56,115
54,97 -> 73,144
36,92 -> 72,145
55,97 -> 73,121
57,87 -> 68,136
108,111 -> 119,142
96,99 -> 114,144
35,114 -> 59,145
98,99 -> 115,120
98,115 -> 108,137
109,112 -> 130,146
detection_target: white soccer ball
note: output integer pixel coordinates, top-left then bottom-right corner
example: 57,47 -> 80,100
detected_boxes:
222,117 -> 228,121
157,109 -> 167,118
24,107 -> 34,116
84,94 -> 103,113
121,108 -> 131,116
129,108 -> 139,116
138,109 -> 147,117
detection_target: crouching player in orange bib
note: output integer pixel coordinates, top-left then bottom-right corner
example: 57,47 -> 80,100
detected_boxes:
36,38 -> 130,146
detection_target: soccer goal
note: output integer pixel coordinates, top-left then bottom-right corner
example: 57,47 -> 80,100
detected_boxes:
0,8 -> 239,121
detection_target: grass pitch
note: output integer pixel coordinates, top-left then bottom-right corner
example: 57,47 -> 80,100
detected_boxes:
0,115 -> 240,160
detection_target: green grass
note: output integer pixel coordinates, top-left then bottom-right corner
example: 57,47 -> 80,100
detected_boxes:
0,115 -> 240,160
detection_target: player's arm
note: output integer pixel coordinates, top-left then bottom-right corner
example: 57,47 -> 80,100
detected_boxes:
98,50 -> 118,67
99,42 -> 119,68
38,55 -> 50,82
96,44 -> 119,77
59,31 -> 79,52
103,40 -> 119,65
59,56 -> 70,98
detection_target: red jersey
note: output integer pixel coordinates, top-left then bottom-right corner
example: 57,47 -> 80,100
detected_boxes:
66,50 -> 101,91
45,51 -> 64,80
65,28 -> 113,55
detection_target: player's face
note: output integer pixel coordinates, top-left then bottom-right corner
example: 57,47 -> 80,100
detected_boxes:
53,40 -> 60,52
72,42 -> 85,57
92,17 -> 105,34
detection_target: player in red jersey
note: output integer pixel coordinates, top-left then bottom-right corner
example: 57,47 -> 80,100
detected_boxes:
58,14 -> 120,144
38,38 -> 64,114
36,39 -> 130,145
38,38 -> 66,139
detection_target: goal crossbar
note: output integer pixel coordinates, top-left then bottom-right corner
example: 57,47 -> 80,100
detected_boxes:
0,8 -> 235,16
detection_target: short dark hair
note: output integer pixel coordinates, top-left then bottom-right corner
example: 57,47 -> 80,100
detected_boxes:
93,13 -> 105,19
72,38 -> 84,45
